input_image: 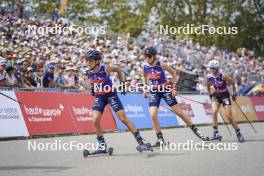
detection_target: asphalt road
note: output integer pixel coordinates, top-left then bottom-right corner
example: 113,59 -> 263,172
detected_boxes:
0,122 -> 264,176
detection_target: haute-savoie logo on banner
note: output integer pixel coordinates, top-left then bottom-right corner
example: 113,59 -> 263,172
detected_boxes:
72,106 -> 94,122
23,104 -> 64,122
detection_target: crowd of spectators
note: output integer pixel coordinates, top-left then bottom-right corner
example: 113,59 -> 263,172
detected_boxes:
0,11 -> 263,94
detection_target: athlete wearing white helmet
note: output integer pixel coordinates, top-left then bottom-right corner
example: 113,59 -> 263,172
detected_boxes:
208,60 -> 219,68
206,60 -> 245,142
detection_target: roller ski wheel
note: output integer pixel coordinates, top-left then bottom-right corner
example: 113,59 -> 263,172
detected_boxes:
83,149 -> 90,157
207,135 -> 223,142
83,147 -> 114,157
151,140 -> 169,148
136,143 -> 153,153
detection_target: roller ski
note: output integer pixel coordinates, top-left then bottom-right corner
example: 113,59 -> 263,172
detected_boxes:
136,143 -> 153,153
83,145 -> 114,157
207,132 -> 222,141
134,131 -> 153,152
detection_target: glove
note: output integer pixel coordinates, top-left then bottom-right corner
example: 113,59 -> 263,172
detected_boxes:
232,93 -> 237,101
121,81 -> 126,95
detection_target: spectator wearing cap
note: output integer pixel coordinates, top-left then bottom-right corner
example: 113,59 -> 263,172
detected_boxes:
0,60 -> 7,87
24,67 -> 38,88
63,67 -> 79,89
5,66 -> 18,87
42,64 -> 55,88
19,59 -> 30,73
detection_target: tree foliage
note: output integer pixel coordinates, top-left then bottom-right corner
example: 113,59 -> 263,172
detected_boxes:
1,0 -> 263,54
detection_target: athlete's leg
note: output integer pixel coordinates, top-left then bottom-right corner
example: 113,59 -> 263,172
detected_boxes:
149,92 -> 162,132
108,92 -> 149,146
148,92 -> 165,144
223,105 -> 238,129
222,95 -> 245,142
116,110 -> 137,133
93,110 -> 104,137
211,101 -> 221,138
92,95 -> 107,152
149,106 -> 161,134
163,91 -> 207,140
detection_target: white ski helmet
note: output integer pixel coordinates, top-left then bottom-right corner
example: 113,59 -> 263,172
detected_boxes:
208,60 -> 219,68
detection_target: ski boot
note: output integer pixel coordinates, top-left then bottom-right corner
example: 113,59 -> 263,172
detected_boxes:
152,138 -> 165,147
152,132 -> 166,147
136,141 -> 153,153
208,132 -> 222,141
190,125 -> 209,141
134,131 -> 153,152
237,132 -> 245,143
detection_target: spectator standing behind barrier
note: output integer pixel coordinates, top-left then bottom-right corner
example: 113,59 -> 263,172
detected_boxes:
78,69 -> 91,90
19,59 -> 30,73
24,67 -> 37,88
55,68 -> 66,89
0,60 -> 7,87
64,67 -> 79,89
42,64 -> 55,88
5,66 -> 18,87
13,64 -> 24,88
52,8 -> 59,21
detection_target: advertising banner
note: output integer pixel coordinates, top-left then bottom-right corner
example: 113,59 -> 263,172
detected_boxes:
250,97 -> 264,120
65,93 -> 117,134
219,97 -> 257,122
0,91 -> 29,137
16,92 -> 76,135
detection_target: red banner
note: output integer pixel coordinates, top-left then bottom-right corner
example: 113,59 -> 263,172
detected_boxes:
65,93 -> 117,134
16,92 -> 76,135
250,97 -> 264,120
